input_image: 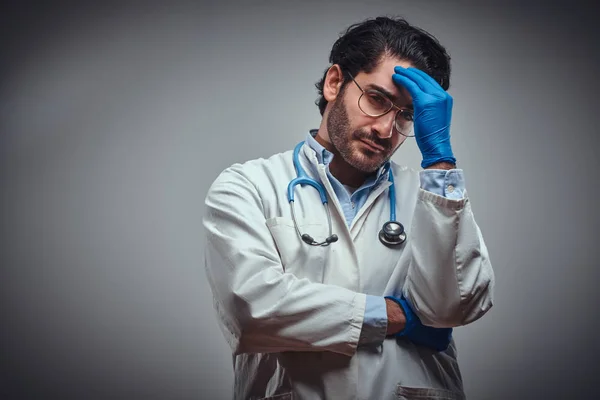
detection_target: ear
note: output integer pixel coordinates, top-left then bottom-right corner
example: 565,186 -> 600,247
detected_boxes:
323,64 -> 345,102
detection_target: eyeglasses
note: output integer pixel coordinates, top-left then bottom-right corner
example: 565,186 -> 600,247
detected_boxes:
347,72 -> 415,137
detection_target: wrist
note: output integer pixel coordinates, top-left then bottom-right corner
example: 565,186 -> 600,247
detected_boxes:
421,155 -> 456,169
384,298 -> 406,335
424,161 -> 456,170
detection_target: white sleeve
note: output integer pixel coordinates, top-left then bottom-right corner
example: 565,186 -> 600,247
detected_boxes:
402,188 -> 495,328
203,166 -> 367,356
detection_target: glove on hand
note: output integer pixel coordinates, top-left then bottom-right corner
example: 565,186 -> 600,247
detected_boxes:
385,295 -> 453,352
392,66 -> 456,169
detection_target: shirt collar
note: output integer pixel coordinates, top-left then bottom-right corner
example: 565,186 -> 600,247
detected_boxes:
305,129 -> 333,165
304,129 -> 391,183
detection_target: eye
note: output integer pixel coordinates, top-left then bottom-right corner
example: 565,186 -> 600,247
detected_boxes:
399,110 -> 414,122
365,91 -> 389,107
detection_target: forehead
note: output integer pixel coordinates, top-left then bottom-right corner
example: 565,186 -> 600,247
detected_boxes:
354,56 -> 413,102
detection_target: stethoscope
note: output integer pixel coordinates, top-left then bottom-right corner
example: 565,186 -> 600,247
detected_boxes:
287,141 -> 407,247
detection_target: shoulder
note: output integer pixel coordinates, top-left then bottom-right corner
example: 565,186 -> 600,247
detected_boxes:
389,160 -> 419,179
207,149 -> 294,196
386,161 -> 421,195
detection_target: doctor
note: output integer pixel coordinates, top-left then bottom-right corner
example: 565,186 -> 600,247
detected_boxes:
203,16 -> 494,400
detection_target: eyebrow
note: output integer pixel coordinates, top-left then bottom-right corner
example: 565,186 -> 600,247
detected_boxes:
366,83 -> 413,110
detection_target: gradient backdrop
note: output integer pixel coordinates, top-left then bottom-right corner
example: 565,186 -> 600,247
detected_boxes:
2,1 -> 599,399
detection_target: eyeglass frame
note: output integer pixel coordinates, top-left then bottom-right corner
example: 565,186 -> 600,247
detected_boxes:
346,72 -> 415,137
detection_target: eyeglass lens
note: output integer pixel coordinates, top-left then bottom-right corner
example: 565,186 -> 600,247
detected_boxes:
359,90 -> 414,137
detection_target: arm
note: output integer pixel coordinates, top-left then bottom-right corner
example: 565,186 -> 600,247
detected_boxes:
402,187 -> 494,327
362,167 -> 474,348
203,166 -> 405,356
392,66 -> 495,328
359,296 -> 406,345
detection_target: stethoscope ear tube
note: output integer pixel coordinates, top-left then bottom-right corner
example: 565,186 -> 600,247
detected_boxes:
290,196 -> 337,247
301,233 -> 338,246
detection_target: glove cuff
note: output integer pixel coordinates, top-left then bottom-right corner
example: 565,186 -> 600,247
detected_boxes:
421,156 -> 457,169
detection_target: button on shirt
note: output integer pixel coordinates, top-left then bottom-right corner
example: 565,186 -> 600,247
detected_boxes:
304,131 -> 466,345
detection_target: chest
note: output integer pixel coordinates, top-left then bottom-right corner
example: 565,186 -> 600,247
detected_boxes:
262,169 -> 419,295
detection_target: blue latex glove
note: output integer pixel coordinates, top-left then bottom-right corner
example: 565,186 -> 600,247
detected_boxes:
385,295 -> 453,352
392,66 -> 456,169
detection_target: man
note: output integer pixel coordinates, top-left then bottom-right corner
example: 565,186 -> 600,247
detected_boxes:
203,16 -> 494,400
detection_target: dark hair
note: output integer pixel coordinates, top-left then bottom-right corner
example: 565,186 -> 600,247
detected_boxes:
315,16 -> 451,115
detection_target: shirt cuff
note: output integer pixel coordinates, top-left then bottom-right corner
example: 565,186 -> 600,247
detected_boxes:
358,295 -> 388,346
419,169 -> 466,200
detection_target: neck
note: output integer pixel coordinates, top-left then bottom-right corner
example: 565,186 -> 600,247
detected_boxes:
314,130 -> 370,188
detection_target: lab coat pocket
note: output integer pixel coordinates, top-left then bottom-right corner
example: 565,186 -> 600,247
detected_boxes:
397,385 -> 465,400
266,217 -> 328,283
258,393 -> 292,400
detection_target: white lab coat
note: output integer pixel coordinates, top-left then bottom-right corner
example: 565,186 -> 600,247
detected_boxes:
203,142 -> 494,400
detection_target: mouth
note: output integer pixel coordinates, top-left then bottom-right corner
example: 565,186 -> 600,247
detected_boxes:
359,139 -> 385,152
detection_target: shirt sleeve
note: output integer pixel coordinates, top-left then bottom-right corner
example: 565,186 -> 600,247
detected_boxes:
358,295 -> 388,346
419,169 -> 465,200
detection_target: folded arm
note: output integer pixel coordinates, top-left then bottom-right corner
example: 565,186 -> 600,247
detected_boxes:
400,169 -> 495,328
204,166 -> 406,356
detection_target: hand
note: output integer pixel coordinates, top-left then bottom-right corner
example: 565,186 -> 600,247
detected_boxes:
385,298 -> 406,335
385,295 -> 453,352
392,66 -> 456,169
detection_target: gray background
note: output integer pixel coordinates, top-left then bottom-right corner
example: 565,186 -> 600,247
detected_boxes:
1,1 -> 599,399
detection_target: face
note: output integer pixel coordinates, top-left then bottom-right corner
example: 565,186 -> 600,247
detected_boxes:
325,56 -> 413,173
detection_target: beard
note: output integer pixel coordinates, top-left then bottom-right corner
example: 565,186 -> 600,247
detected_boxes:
326,94 -> 397,173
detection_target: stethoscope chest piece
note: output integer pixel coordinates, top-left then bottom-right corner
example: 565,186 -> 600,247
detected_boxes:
379,221 -> 406,246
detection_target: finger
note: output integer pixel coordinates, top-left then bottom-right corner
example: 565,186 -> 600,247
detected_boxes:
407,67 -> 444,92
394,66 -> 435,93
391,73 -> 422,101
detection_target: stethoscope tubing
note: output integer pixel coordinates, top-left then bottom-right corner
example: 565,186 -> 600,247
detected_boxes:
287,141 -> 406,246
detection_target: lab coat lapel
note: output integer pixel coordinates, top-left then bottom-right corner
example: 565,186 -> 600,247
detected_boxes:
300,144 -> 361,290
300,143 -> 349,236
349,178 -> 391,239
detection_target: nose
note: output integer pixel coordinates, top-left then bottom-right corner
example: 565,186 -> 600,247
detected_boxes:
372,110 -> 397,139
